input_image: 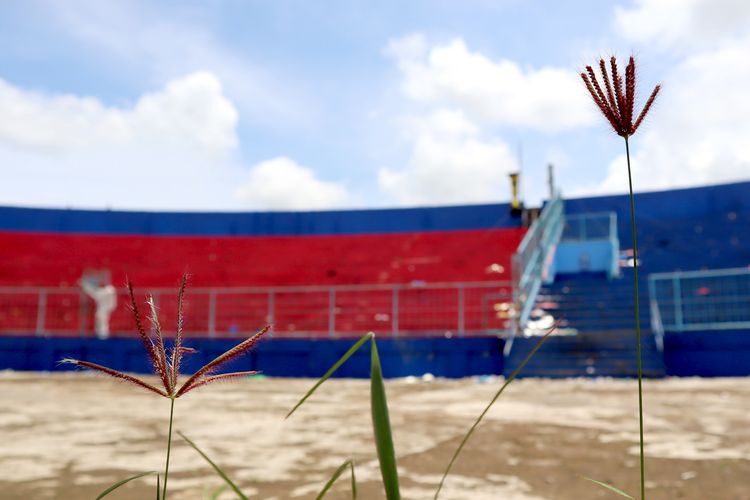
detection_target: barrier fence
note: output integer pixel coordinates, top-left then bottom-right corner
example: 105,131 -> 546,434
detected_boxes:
0,281 -> 513,339
561,212 -> 617,242
649,267 -> 750,337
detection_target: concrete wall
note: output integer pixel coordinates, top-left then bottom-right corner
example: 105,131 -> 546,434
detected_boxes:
663,330 -> 750,377
0,336 -> 505,379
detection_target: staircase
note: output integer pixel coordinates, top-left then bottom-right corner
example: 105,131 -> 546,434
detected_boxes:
504,270 -> 665,378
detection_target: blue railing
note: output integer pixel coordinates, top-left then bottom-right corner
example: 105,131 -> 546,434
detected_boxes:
506,193 -> 565,355
558,211 -> 619,278
649,267 -> 750,342
562,212 -> 617,242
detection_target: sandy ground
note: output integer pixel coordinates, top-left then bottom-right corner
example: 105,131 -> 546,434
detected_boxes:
1,372 -> 749,500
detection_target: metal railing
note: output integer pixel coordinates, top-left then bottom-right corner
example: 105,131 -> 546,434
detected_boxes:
560,211 -> 619,278
507,193 -> 565,354
562,212 -> 617,242
649,267 -> 750,342
0,281 -> 513,339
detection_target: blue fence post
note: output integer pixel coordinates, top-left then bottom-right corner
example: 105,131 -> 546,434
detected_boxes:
609,213 -> 619,279
580,216 -> 587,240
672,274 -> 683,331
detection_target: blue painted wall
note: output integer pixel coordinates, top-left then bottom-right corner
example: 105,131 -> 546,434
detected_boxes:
564,181 -> 750,220
554,240 -> 616,275
0,336 -> 505,379
0,202 -> 520,236
564,181 -> 750,273
663,330 -> 750,377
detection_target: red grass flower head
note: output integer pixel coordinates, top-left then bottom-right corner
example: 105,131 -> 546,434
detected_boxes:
581,56 -> 660,137
61,276 -> 270,399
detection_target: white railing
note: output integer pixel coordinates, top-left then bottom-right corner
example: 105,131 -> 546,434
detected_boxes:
0,281 -> 513,339
506,193 -> 565,355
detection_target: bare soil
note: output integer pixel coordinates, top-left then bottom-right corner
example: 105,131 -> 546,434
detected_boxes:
1,372 -> 749,499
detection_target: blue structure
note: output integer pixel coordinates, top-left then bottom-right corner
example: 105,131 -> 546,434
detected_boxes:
2,181 -> 750,378
0,336 -> 505,379
0,201 -> 520,236
507,181 -> 750,378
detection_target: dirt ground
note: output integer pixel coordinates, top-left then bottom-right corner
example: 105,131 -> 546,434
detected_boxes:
1,372 -> 749,500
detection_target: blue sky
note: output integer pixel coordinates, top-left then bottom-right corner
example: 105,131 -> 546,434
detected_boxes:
1,0 -> 748,210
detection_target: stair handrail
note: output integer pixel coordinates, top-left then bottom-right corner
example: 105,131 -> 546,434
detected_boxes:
505,193 -> 565,356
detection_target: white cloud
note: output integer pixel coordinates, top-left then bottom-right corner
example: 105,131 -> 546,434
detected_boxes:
236,157 -> 351,210
0,74 -> 348,210
385,34 -> 595,132
594,33 -> 750,194
381,35 -> 580,205
378,109 -> 517,205
586,0 -> 750,194
45,1 -> 313,128
0,145 -> 245,210
615,0 -> 750,49
0,72 -> 237,153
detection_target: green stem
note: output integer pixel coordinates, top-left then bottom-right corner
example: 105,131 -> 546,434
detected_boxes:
163,397 -> 176,500
625,136 -> 645,500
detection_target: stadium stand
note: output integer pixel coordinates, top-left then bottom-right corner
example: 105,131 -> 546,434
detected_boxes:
506,181 -> 750,377
0,203 -> 523,341
0,228 -> 524,288
2,181 -> 749,378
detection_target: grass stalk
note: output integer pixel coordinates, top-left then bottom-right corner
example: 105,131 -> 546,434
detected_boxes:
583,476 -> 636,499
370,338 -> 400,499
316,459 -> 357,499
178,431 -> 248,500
95,471 -> 156,499
287,333 -> 400,499
624,136 -> 646,500
434,326 -> 554,499
162,397 -> 176,500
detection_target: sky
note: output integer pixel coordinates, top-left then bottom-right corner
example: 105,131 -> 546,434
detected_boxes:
0,0 -> 749,211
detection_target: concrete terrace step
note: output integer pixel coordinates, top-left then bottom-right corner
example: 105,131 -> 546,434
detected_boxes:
505,330 -> 665,378
553,316 -> 649,328
535,271 -> 654,337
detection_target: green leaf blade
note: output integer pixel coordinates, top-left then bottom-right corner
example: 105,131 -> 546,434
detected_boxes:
434,325 -> 557,499
583,477 -> 635,499
208,483 -> 228,500
96,470 -> 155,500
370,337 -> 400,500
315,459 -> 357,500
178,431 -> 248,500
286,332 -> 373,419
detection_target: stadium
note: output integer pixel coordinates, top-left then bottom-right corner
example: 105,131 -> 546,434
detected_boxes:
2,181 -> 749,378
3,2 -> 750,498
1,180 -> 750,499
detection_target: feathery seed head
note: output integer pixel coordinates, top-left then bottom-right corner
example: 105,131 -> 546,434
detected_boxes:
61,275 -> 271,399
581,55 -> 660,137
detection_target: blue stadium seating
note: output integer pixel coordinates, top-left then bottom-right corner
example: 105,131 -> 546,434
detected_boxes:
506,181 -> 750,378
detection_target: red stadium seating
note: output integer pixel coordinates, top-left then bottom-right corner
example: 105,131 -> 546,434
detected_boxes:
0,228 -> 524,338
0,228 -> 524,287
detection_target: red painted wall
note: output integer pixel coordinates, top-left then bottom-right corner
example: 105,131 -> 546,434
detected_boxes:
0,228 -> 525,287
